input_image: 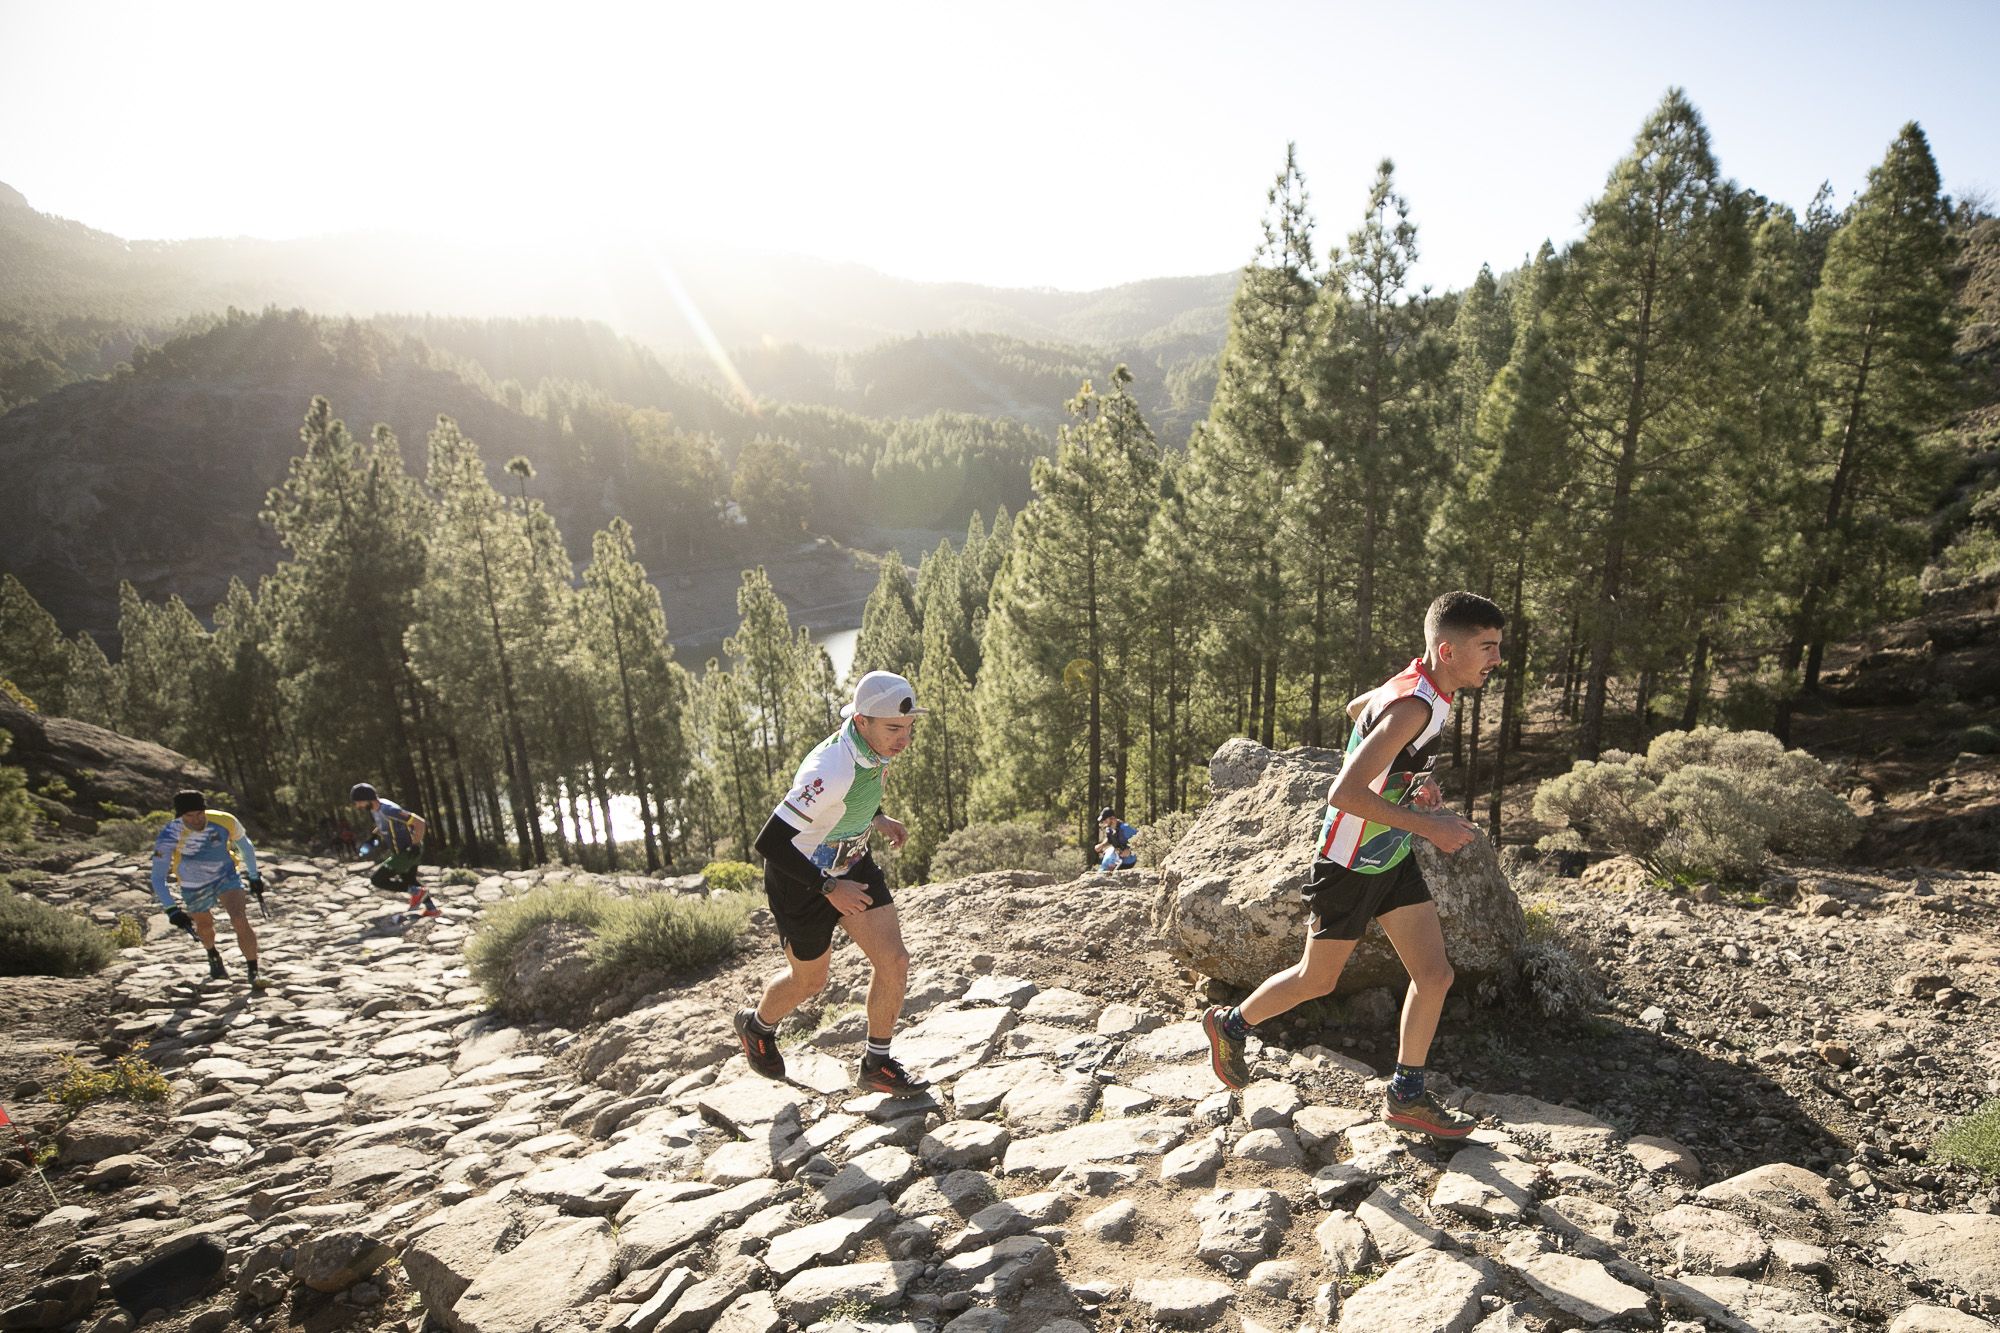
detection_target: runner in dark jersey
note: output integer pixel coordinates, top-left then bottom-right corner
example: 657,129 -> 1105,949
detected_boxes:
1203,591 -> 1504,1138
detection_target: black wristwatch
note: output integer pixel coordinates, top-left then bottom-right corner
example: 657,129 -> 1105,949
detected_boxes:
817,873 -> 836,897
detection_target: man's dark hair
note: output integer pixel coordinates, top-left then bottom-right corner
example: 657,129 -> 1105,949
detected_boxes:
173,790 -> 206,816
1424,591 -> 1506,646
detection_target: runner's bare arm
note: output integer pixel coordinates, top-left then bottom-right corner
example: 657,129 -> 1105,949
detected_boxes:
1328,699 -> 1474,847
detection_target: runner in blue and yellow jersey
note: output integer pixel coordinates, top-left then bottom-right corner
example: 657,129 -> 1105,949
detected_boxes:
152,789 -> 267,986
1202,592 -> 1505,1138
735,671 -> 928,1097
349,783 -> 441,918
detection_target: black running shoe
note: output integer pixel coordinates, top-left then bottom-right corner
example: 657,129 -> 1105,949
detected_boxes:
734,1008 -> 786,1080
1202,1005 -> 1251,1090
858,1054 -> 929,1098
206,951 -> 228,981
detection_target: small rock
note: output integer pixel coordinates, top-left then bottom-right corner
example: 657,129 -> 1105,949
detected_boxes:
919,1121 -> 1010,1172
294,1230 -> 394,1294
1887,1306 -> 1997,1333
1240,1080 -> 1303,1129
1129,1277 -> 1235,1327
1192,1188 -> 1289,1270
1627,1133 -> 1702,1184
773,1261 -> 923,1323
1245,1259 -> 1303,1300
1082,1200 -> 1136,1243
0,1272 -> 100,1330
1231,1126 -> 1305,1169
1650,1204 -> 1770,1276
1160,1133 -> 1224,1186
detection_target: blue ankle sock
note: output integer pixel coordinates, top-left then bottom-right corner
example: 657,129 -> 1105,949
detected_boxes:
1219,1006 -> 1250,1041
1389,1063 -> 1425,1100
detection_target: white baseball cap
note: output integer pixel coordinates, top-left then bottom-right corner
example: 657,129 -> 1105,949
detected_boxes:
843,670 -> 929,719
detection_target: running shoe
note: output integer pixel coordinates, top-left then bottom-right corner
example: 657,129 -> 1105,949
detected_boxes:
858,1055 -> 929,1098
1202,1005 -> 1251,1090
734,1008 -> 786,1080
418,904 -> 443,919
1384,1086 -> 1476,1138
206,951 -> 228,981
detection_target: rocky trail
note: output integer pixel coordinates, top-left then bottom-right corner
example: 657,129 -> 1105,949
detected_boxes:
6,819 -> 2000,1331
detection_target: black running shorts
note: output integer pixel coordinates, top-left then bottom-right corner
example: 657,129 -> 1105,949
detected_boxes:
766,853 -> 893,962
1302,855 -> 1432,941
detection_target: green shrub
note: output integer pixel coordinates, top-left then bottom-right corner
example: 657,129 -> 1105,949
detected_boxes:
443,867 -> 481,886
1962,724 -> 2000,755
0,729 -> 38,846
1533,726 -> 1859,885
36,776 -> 75,802
110,915 -> 144,950
931,820 -> 1079,880
1935,1098 -> 2000,1179
590,890 -> 758,983
1922,526 -> 2000,591
49,1051 -> 170,1108
1517,903 -> 1602,1018
1137,809 -> 1199,870
0,888 -> 116,976
92,818 -> 155,853
466,879 -> 756,1020
701,860 -> 758,896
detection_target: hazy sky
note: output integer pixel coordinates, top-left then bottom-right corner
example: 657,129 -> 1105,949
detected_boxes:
3,0 -> 1996,293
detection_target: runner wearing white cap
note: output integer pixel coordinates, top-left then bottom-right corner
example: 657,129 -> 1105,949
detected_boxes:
737,670 -> 930,1096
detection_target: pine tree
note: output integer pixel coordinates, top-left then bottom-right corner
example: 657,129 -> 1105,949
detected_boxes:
195,577 -> 287,805
1134,453 -> 1206,815
63,633 -> 123,730
583,518 -> 688,871
1553,90 -> 1752,759
1297,158 -> 1441,721
854,553 -> 921,681
1452,245 -> 1573,831
1780,123 -> 1959,719
116,584 -> 209,754
690,660 -> 763,858
974,368 -> 1159,832
1181,146 -> 1318,746
1445,265 -> 1515,469
262,398 -> 429,814
725,568 -> 812,791
0,575 -> 73,714
897,608 -> 976,880
412,416 -> 547,864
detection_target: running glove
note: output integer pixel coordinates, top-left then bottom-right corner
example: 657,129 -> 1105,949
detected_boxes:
167,907 -> 192,931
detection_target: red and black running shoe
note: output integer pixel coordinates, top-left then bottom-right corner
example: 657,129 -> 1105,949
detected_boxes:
734,1008 -> 786,1080
857,1055 -> 929,1098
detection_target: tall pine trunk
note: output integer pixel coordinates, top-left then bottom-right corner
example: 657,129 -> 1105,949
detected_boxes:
1578,238 -> 1658,760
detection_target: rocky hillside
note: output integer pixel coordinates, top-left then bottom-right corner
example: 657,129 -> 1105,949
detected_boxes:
4,744 -> 1998,1331
0,695 -> 213,838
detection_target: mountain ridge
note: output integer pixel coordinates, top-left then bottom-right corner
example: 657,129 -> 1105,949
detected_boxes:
0,182 -> 1237,354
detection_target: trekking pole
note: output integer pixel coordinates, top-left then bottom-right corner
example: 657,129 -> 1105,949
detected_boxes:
249,878 -> 271,920
0,1104 -> 61,1205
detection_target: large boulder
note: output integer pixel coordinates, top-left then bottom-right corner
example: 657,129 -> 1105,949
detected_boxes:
1153,739 -> 1525,992
0,695 -> 213,826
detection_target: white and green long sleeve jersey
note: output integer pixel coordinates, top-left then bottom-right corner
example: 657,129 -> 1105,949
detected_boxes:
775,721 -> 889,876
